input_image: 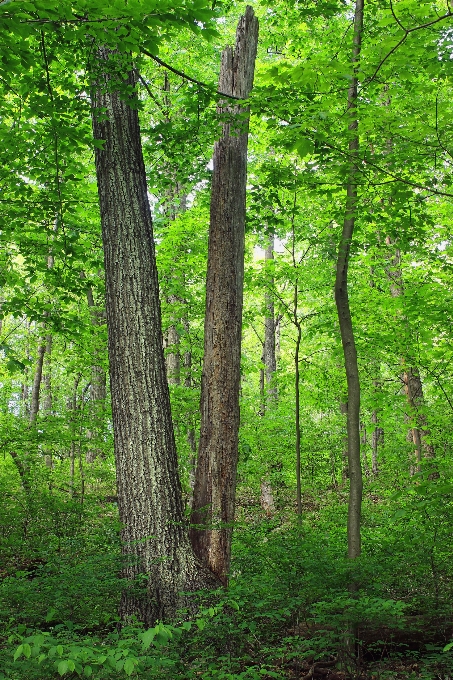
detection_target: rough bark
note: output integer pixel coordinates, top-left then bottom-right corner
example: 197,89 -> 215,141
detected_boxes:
190,7 -> 258,585
92,49 -> 219,624
334,0 -> 364,561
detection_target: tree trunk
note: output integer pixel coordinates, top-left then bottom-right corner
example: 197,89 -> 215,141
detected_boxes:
334,0 -> 364,562
43,334 -> 53,468
190,6 -> 259,585
403,366 -> 436,473
183,324 -> 198,503
164,304 -> 181,385
92,49 -> 219,624
264,234 -> 277,402
85,282 -> 107,463
360,422 -> 370,477
385,240 -> 435,471
295,319 -> 302,519
371,409 -> 382,476
29,328 -> 47,424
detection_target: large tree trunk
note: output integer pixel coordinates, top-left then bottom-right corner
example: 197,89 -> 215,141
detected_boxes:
334,0 -> 364,562
190,7 -> 259,585
92,49 -> 218,624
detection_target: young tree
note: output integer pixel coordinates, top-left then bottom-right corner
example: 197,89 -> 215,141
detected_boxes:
334,0 -> 364,562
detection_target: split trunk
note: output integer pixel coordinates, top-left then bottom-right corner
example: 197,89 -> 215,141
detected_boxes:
190,6 -> 259,585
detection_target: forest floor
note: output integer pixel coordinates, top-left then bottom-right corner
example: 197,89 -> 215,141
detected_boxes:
0,480 -> 452,679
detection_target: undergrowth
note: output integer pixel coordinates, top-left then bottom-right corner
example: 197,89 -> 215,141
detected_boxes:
1,477 -> 453,679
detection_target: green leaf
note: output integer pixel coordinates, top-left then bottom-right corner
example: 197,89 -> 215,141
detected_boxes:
58,660 -> 69,676
182,621 -> 192,631
123,658 -> 136,676
13,645 -> 23,661
22,643 -> 31,658
46,608 -> 57,622
141,628 -> 156,650
293,137 -> 314,159
84,666 -> 92,677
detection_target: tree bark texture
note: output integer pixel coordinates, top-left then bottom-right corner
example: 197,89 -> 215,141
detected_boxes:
190,6 -> 258,585
92,50 -> 218,624
334,0 -> 364,561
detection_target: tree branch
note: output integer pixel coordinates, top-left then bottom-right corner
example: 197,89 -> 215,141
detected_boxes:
324,142 -> 453,198
140,50 -> 243,101
362,4 -> 453,88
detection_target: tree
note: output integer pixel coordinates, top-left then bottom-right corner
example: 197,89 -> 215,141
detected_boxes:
334,0 -> 364,562
190,6 -> 259,585
92,48 -> 219,623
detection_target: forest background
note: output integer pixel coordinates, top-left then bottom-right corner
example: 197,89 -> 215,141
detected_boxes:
1,0 -> 453,678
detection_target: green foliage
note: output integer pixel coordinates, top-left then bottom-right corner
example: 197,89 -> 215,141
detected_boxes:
0,0 -> 453,678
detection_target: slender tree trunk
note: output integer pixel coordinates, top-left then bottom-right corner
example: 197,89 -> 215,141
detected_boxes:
67,375 -> 81,497
340,399 -> 349,485
183,322 -> 197,499
334,0 -> 364,561
360,422 -> 370,477
264,234 -> 277,402
43,334 -> 53,468
295,318 -> 302,519
371,409 -> 382,476
385,240 -> 435,472
259,347 -> 265,415
92,49 -> 219,624
275,314 -> 281,364
403,366 -> 435,473
85,282 -> 107,463
164,305 -> 181,385
29,333 -> 46,424
190,7 -> 259,585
